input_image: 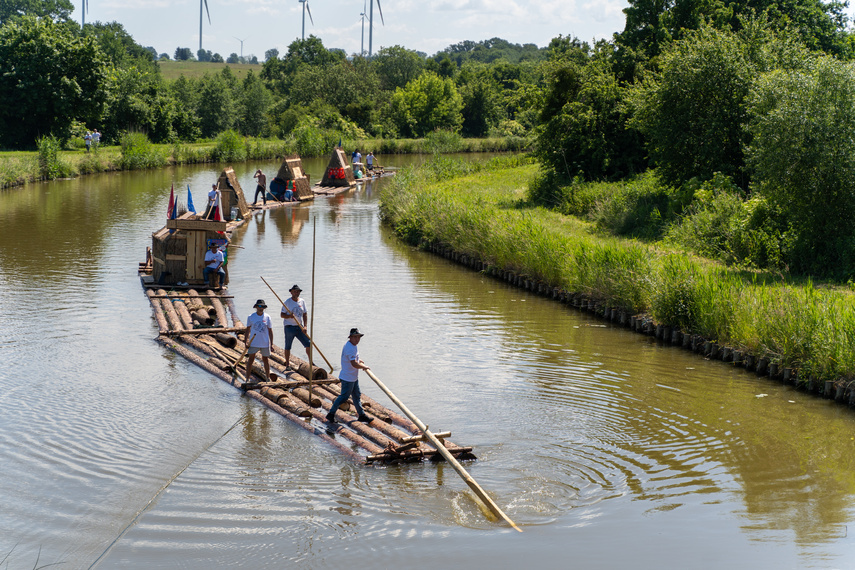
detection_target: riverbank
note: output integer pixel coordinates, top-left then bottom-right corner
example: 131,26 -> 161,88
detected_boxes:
380,156 -> 855,392
0,133 -> 529,189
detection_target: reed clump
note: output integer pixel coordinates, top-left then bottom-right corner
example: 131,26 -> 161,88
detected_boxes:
381,156 -> 855,381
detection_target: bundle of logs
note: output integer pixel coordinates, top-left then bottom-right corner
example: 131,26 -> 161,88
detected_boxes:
144,287 -> 476,465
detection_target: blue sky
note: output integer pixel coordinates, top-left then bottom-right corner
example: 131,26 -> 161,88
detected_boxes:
71,0 -> 629,60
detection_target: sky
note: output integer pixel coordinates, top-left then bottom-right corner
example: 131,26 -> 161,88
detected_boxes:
70,0 -> 630,60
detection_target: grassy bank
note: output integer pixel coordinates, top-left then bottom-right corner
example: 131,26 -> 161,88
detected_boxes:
380,157 -> 855,384
0,133 -> 530,189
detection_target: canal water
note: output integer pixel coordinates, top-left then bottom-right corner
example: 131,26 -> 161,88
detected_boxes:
1,155 -> 854,569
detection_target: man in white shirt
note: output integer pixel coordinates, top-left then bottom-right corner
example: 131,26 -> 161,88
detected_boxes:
325,328 -> 371,424
244,299 -> 274,381
203,242 -> 225,289
281,284 -> 311,369
204,184 -> 219,219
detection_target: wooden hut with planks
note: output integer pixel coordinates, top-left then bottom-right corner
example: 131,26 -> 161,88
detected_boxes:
267,156 -> 313,203
216,166 -> 251,221
314,148 -> 356,195
146,213 -> 229,287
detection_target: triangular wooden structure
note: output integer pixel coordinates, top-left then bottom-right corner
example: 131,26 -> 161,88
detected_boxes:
216,167 -> 250,220
272,156 -> 313,200
320,148 -> 356,187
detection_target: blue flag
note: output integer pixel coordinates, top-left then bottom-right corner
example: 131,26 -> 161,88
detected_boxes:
187,185 -> 196,214
338,137 -> 342,148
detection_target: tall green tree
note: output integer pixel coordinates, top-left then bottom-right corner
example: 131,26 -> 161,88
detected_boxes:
0,16 -> 108,148
747,54 -> 855,273
0,0 -> 73,24
630,26 -> 757,187
388,71 -> 463,137
197,73 -> 235,137
373,45 -> 425,90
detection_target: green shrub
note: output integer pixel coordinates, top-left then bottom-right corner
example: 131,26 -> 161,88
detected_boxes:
119,132 -> 167,169
213,129 -> 247,162
37,135 -> 72,179
423,129 -> 463,154
665,174 -> 787,269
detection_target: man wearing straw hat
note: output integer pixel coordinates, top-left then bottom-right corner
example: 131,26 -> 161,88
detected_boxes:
281,284 -> 311,370
244,299 -> 274,381
326,328 -> 371,424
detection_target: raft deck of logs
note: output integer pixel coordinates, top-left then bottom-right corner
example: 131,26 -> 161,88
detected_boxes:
140,285 -> 476,465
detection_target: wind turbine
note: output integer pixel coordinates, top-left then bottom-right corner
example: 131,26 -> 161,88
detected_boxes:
360,0 -> 367,56
234,36 -> 247,59
199,0 -> 211,52
299,0 -> 314,41
81,0 -> 89,27
367,0 -> 384,57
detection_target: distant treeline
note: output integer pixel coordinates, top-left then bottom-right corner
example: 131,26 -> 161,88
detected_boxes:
5,0 -> 855,277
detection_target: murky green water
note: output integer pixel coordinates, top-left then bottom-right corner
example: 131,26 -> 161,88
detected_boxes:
1,155 -> 854,569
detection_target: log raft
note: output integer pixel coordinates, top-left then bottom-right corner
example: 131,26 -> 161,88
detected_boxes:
141,282 -> 476,466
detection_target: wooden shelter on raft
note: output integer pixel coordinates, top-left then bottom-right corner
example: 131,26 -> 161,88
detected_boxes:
320,148 -> 356,188
145,213 -> 229,287
270,156 -> 313,201
216,166 -> 251,221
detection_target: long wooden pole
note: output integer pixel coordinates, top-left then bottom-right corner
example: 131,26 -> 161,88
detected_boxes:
364,369 -> 522,532
260,275 -> 334,373
309,216 -> 317,400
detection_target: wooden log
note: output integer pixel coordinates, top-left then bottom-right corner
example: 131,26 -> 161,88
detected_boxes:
313,385 -> 411,443
224,296 -> 244,329
242,383 -> 364,463
206,290 -> 229,328
207,357 -> 231,371
400,431 -> 451,443
291,387 -> 322,407
157,290 -> 184,331
145,290 -> 169,333
162,326 -> 247,336
238,379 -> 340,390
191,309 -> 215,326
156,336 -> 240,387
324,381 -> 417,432
270,345 -> 327,379
367,446 -> 474,463
147,294 -> 235,299
214,332 -> 237,349
173,299 -> 195,330
261,387 -> 312,417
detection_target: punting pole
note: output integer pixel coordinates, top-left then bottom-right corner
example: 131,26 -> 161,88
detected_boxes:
309,216 -> 317,400
364,369 -> 522,532
261,275 -> 334,373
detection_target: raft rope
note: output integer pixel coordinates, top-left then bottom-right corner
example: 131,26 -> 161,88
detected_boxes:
88,413 -> 249,569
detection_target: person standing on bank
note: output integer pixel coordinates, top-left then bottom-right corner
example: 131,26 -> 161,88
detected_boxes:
245,299 -> 274,381
326,328 -> 371,423
252,169 -> 267,206
281,284 -> 311,369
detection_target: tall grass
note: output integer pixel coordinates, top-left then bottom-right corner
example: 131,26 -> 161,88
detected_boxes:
119,132 -> 168,170
382,156 -> 855,381
36,135 -> 72,179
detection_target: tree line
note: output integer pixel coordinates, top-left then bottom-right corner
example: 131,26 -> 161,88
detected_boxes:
0,2 -> 551,150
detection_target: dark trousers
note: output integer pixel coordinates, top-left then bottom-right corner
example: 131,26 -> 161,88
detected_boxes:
253,185 -> 266,204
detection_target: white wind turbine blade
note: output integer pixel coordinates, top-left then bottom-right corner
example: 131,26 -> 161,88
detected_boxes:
203,0 -> 212,24
376,0 -> 384,26
306,0 -> 314,26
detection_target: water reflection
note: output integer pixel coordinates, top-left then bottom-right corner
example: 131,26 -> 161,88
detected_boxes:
385,228 -> 855,549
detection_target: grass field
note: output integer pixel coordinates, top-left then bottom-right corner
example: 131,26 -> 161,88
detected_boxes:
158,61 -> 264,82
